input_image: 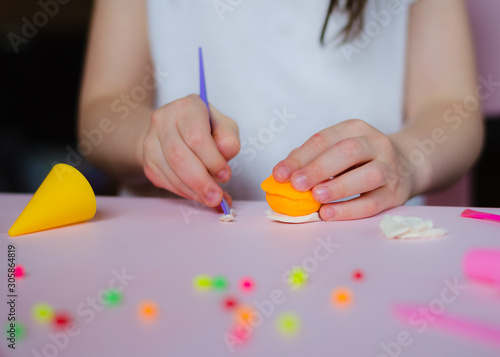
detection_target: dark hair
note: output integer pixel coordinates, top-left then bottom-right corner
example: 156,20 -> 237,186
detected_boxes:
321,0 -> 369,43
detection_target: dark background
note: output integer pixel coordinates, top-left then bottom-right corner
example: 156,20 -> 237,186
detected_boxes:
0,1 -> 114,195
0,1 -> 499,206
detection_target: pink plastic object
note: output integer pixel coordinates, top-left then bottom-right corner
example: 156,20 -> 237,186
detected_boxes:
461,209 -> 500,223
14,265 -> 25,278
393,304 -> 500,350
239,277 -> 255,292
463,249 -> 500,287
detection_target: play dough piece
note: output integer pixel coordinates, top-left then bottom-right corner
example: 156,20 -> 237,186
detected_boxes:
352,269 -> 364,281
53,312 -> 72,329
219,208 -> 236,222
239,277 -> 255,292
265,209 -> 321,223
276,312 -> 301,338
288,266 -> 309,290
212,275 -> 229,291
235,305 -> 257,324
261,175 -> 321,216
102,289 -> 123,307
32,303 -> 54,324
14,265 -> 25,278
379,215 -> 446,239
8,164 -> 96,237
138,300 -> 159,321
193,275 -> 212,291
229,323 -> 251,343
222,296 -> 238,310
5,321 -> 26,341
331,287 -> 353,308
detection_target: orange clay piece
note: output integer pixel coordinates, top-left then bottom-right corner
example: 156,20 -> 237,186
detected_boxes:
235,305 -> 257,324
261,175 -> 321,216
331,287 -> 353,308
138,300 -> 159,321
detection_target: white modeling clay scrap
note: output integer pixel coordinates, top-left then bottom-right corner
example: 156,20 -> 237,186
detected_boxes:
265,209 -> 321,224
380,215 -> 446,239
219,208 -> 236,222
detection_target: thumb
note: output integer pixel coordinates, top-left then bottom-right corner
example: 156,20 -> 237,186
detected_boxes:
209,104 -> 241,161
212,191 -> 233,213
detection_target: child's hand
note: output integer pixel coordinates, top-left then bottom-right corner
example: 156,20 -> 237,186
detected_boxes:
272,119 -> 415,220
142,94 -> 240,207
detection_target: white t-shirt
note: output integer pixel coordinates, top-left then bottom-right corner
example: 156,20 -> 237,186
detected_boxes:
147,0 -> 417,201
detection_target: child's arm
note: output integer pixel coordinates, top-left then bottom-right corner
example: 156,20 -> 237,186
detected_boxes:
79,0 -> 239,207
79,0 -> 153,178
273,0 -> 483,220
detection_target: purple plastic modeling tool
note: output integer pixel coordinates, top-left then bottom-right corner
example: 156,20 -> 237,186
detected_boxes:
199,47 -> 231,215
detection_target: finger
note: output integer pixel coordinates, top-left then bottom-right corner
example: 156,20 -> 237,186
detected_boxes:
145,160 -> 198,200
213,191 -> 233,213
319,187 -> 390,221
289,136 -> 375,191
162,121 -> 224,207
273,131 -> 330,183
210,104 -> 241,161
143,135 -> 203,202
273,119 -> 375,182
311,160 -> 388,203
177,97 -> 233,183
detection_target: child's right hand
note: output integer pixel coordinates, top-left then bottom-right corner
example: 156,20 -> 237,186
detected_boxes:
141,94 -> 240,208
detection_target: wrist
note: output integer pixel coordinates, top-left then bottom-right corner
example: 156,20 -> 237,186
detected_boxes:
388,132 -> 431,199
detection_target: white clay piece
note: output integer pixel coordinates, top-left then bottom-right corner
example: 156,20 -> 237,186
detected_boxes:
219,208 -> 236,222
265,209 -> 321,223
380,215 -> 447,239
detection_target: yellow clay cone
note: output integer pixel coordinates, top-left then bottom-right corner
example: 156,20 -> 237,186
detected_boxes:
8,164 -> 96,236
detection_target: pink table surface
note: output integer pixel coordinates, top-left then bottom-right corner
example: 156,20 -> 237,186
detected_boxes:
1,194 -> 500,357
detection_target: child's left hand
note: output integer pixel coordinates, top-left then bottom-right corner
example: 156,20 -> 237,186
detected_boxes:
272,119 -> 416,220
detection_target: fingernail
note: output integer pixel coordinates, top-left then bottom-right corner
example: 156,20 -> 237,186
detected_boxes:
292,173 -> 308,191
217,169 -> 230,182
322,206 -> 335,220
206,189 -> 221,206
314,186 -> 330,202
275,165 -> 291,181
